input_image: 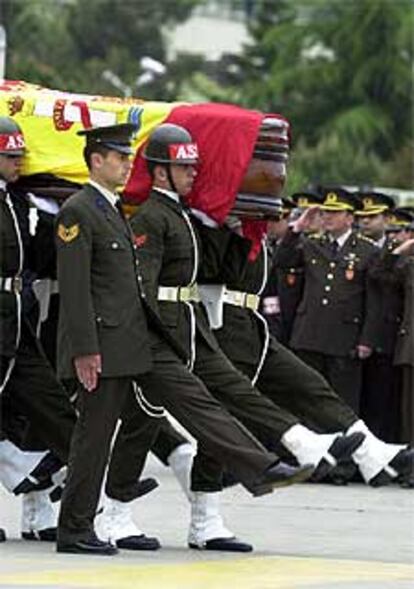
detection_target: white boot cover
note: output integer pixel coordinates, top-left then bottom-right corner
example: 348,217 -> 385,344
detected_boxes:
96,496 -> 143,543
347,420 -> 406,482
0,440 -> 48,493
188,492 -> 234,548
281,424 -> 340,467
21,489 -> 57,536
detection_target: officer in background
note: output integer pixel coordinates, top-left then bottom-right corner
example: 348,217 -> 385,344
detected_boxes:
260,196 -> 295,344
355,191 -> 402,441
386,207 -> 414,243
276,187 -> 380,412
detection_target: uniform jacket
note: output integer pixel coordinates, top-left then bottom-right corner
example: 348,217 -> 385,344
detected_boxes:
275,229 -> 381,357
0,188 -> 55,362
370,252 -> 413,367
197,223 -> 275,374
260,239 -> 304,345
367,239 -> 403,356
129,190 -> 222,363
55,184 -> 151,379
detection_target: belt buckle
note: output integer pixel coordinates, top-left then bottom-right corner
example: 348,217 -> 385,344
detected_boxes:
12,277 -> 23,294
246,294 -> 258,310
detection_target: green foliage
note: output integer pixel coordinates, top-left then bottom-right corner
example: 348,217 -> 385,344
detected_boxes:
3,0 -> 201,95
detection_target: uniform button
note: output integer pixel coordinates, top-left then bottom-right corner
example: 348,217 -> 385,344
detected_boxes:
111,242 -> 119,249
322,298 -> 329,305
133,244 -> 137,250
329,262 -> 336,268
325,285 -> 331,292
327,273 -> 334,280
311,259 -> 317,265
135,260 -> 139,266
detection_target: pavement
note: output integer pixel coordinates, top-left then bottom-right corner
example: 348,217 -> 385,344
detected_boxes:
0,455 -> 413,589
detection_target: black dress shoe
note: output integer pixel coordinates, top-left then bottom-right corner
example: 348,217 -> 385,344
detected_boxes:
22,527 -> 57,542
189,537 -> 253,552
0,528 -> 6,542
311,432 -> 365,483
370,448 -> 414,488
116,534 -> 161,551
250,461 -> 314,497
57,537 -> 118,555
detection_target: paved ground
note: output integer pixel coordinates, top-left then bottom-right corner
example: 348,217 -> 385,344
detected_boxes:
0,456 -> 413,589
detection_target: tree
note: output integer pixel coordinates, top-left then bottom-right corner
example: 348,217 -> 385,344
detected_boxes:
2,0 -> 201,97
219,0 -> 414,189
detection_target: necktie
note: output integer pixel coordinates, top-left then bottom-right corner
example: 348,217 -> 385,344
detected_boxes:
331,239 -> 339,256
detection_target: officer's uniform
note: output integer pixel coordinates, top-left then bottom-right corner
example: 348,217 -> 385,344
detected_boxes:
370,251 -> 414,445
355,192 -> 403,441
276,188 -> 380,411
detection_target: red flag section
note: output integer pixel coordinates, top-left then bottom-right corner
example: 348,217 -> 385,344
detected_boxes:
124,103 -> 264,223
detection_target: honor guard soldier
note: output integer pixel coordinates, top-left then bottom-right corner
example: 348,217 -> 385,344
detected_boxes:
0,116 -> 79,539
355,191 -> 402,441
276,187 -> 381,412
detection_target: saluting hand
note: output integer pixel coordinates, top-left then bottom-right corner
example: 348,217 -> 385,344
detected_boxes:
392,238 -> 414,256
291,206 -> 320,233
74,354 -> 102,392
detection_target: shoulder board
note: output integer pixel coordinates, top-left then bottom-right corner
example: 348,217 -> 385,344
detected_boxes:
356,233 -> 376,245
307,232 -> 323,240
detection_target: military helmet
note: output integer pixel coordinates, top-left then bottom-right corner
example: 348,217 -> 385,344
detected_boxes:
0,117 -> 26,156
144,123 -> 199,165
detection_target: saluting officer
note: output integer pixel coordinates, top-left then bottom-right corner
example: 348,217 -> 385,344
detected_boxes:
355,191 -> 402,441
276,187 -> 380,412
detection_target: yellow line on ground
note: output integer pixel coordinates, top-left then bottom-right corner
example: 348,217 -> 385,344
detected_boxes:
0,556 -> 413,588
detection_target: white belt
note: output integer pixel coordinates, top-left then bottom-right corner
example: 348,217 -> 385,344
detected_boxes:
0,276 -> 23,294
158,284 -> 200,303
223,289 -> 260,311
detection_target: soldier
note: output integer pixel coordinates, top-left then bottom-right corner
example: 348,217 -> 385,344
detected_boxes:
0,116 -> 81,540
56,122 -> 311,555
276,187 -> 380,412
355,191 -> 402,441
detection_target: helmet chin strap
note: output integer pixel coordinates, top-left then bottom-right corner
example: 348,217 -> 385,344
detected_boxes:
166,164 -> 177,195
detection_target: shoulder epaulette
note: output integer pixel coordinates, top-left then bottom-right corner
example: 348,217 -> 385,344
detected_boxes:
356,233 -> 376,245
307,232 -> 323,240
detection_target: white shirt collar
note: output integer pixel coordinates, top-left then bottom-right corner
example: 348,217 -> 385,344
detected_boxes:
375,234 -> 387,249
154,187 -> 180,204
329,228 -> 352,249
88,180 -> 119,209
0,179 -> 7,192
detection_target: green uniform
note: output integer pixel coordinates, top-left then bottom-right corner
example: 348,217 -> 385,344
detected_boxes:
0,186 -> 75,458
275,228 -> 380,411
56,184 -> 152,544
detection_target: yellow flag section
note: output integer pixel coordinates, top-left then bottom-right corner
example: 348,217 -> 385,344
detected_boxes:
0,80 -> 175,185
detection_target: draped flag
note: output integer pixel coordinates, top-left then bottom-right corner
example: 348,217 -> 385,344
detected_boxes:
0,80 -> 266,222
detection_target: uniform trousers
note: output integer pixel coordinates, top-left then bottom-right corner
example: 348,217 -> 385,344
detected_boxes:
295,350 -> 362,412
105,332 -> 290,497
360,353 -> 399,442
58,378 -> 147,544
1,323 -> 75,462
233,341 -> 357,435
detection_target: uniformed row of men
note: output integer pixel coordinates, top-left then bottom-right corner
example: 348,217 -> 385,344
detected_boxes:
261,188 -> 414,446
0,115 -> 413,556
